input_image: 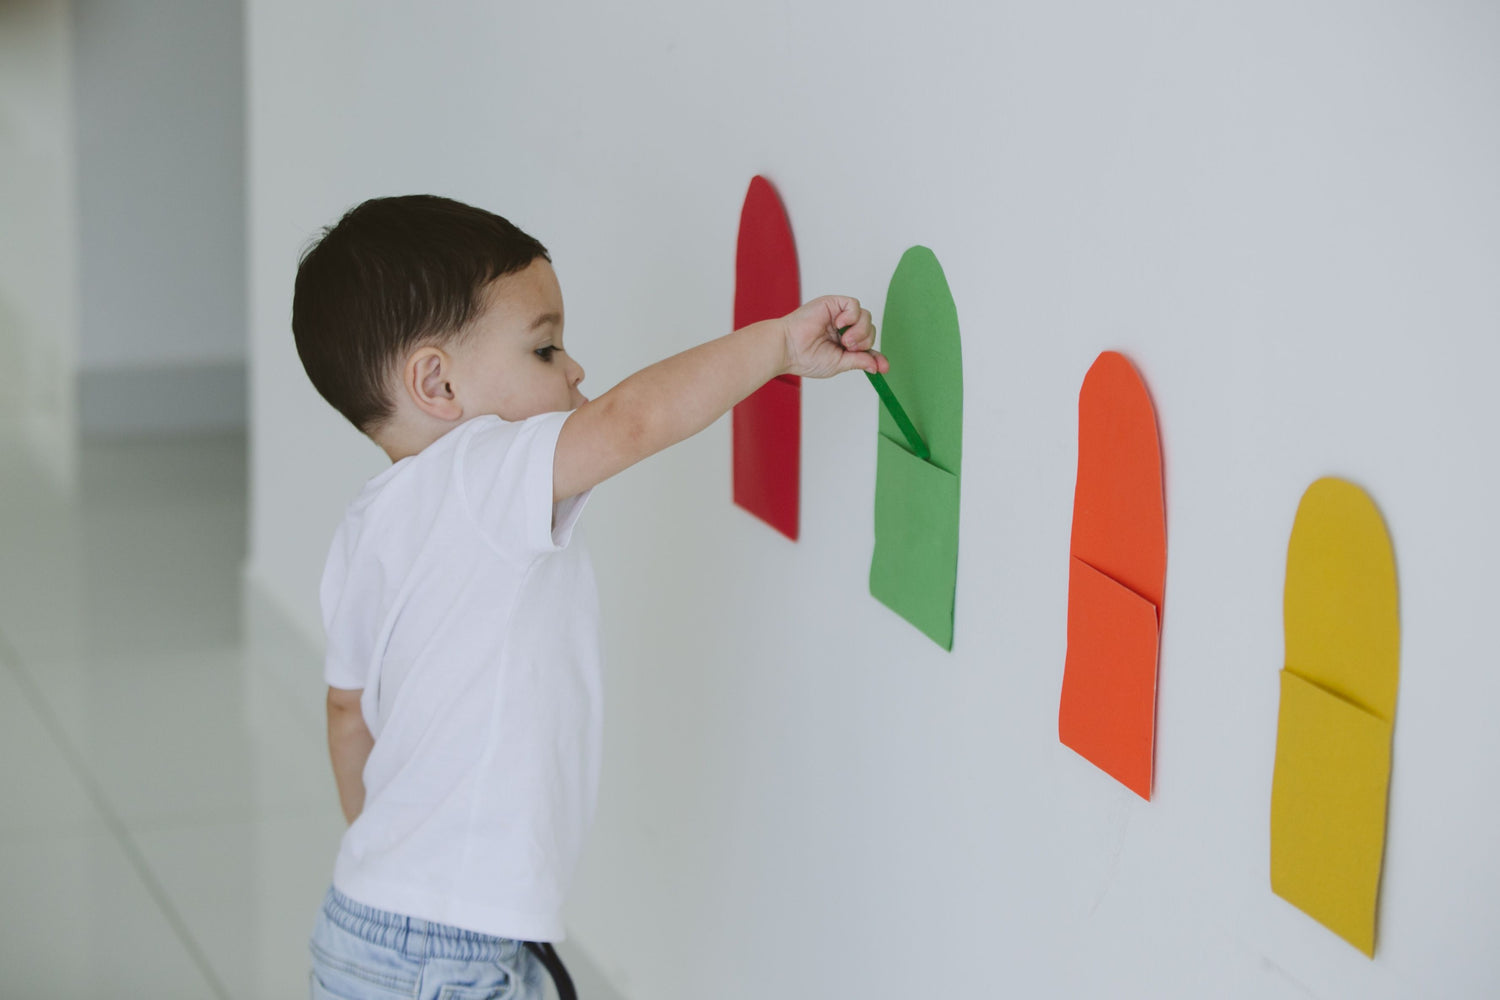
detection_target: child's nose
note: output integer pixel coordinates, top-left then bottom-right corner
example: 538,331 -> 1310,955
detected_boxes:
569,358 -> 585,385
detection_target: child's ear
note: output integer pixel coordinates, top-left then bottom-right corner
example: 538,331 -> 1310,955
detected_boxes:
404,346 -> 463,422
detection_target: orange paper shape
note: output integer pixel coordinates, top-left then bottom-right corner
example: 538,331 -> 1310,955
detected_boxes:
1058,351 -> 1166,800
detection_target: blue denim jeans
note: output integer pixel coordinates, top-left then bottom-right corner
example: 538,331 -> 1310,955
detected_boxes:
309,886 -> 547,1000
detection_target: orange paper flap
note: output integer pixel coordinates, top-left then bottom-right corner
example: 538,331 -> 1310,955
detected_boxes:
1059,556 -> 1161,799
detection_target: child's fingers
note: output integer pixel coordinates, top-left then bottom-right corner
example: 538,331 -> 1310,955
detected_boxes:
839,309 -> 876,351
826,296 -> 865,333
837,348 -> 887,376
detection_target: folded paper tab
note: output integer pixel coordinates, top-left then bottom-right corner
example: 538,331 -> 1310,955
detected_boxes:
1059,557 -> 1160,797
1058,351 -> 1166,800
868,246 -> 963,649
731,175 -> 801,540
1271,477 -> 1399,957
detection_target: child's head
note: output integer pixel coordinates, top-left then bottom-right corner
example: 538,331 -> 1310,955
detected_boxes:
293,195 -> 586,459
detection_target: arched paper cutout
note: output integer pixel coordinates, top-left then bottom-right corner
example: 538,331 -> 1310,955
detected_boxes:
1271,477 -> 1398,957
1058,351 -> 1166,800
868,246 -> 962,650
731,175 -> 801,540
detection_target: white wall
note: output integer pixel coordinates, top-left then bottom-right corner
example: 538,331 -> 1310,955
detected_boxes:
72,0 -> 245,432
246,3 -> 1500,997
0,0 -> 79,485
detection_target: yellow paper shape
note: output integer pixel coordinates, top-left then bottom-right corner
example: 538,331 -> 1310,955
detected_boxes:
1271,477 -> 1399,957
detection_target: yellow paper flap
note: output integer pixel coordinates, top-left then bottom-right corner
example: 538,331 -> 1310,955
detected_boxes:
1271,669 -> 1393,956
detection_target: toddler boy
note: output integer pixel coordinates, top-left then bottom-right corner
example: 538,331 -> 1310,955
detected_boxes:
292,194 -> 883,999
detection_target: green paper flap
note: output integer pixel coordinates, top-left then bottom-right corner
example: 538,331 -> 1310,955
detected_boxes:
878,246 -> 963,476
870,434 -> 960,649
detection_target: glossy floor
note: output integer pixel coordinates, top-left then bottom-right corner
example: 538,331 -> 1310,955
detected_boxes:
0,431 -> 610,999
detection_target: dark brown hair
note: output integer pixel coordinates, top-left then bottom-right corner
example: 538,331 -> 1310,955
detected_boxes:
292,195 -> 550,434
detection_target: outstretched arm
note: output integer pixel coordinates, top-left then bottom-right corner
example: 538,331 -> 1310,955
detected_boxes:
553,296 -> 884,501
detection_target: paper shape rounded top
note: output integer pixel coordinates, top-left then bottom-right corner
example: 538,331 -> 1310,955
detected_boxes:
880,246 -> 963,476
730,174 -> 802,540
1284,477 -> 1399,720
734,175 -> 800,333
1070,351 -> 1165,608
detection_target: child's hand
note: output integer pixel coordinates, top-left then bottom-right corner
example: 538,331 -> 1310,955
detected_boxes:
554,294 -> 886,501
780,296 -> 888,379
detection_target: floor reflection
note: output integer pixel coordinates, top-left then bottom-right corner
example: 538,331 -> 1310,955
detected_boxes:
0,430 -> 341,999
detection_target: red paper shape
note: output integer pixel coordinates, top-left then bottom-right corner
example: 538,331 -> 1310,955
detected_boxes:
1058,351 -> 1166,800
731,175 -> 801,540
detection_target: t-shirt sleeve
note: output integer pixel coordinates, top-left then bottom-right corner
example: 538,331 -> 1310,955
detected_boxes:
320,519 -> 373,690
459,411 -> 591,559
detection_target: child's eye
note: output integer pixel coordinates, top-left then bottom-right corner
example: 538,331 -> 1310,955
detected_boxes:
535,346 -> 556,362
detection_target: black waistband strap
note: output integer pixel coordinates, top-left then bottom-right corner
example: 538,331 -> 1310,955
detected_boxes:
525,941 -> 577,1000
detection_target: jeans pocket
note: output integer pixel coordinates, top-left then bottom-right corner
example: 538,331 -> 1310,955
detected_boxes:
310,967 -> 412,1000
435,983 -> 512,1000
309,930 -> 419,999
431,958 -> 517,1000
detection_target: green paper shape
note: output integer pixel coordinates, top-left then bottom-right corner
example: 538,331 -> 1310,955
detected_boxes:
869,246 -> 963,649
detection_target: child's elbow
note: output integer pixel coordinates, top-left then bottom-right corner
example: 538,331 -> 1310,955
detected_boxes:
607,393 -> 655,462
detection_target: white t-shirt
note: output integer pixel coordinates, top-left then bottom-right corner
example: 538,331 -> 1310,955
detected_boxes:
319,411 -> 600,943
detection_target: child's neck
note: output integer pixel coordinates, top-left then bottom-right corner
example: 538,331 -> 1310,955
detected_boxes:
374,412 -> 461,463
